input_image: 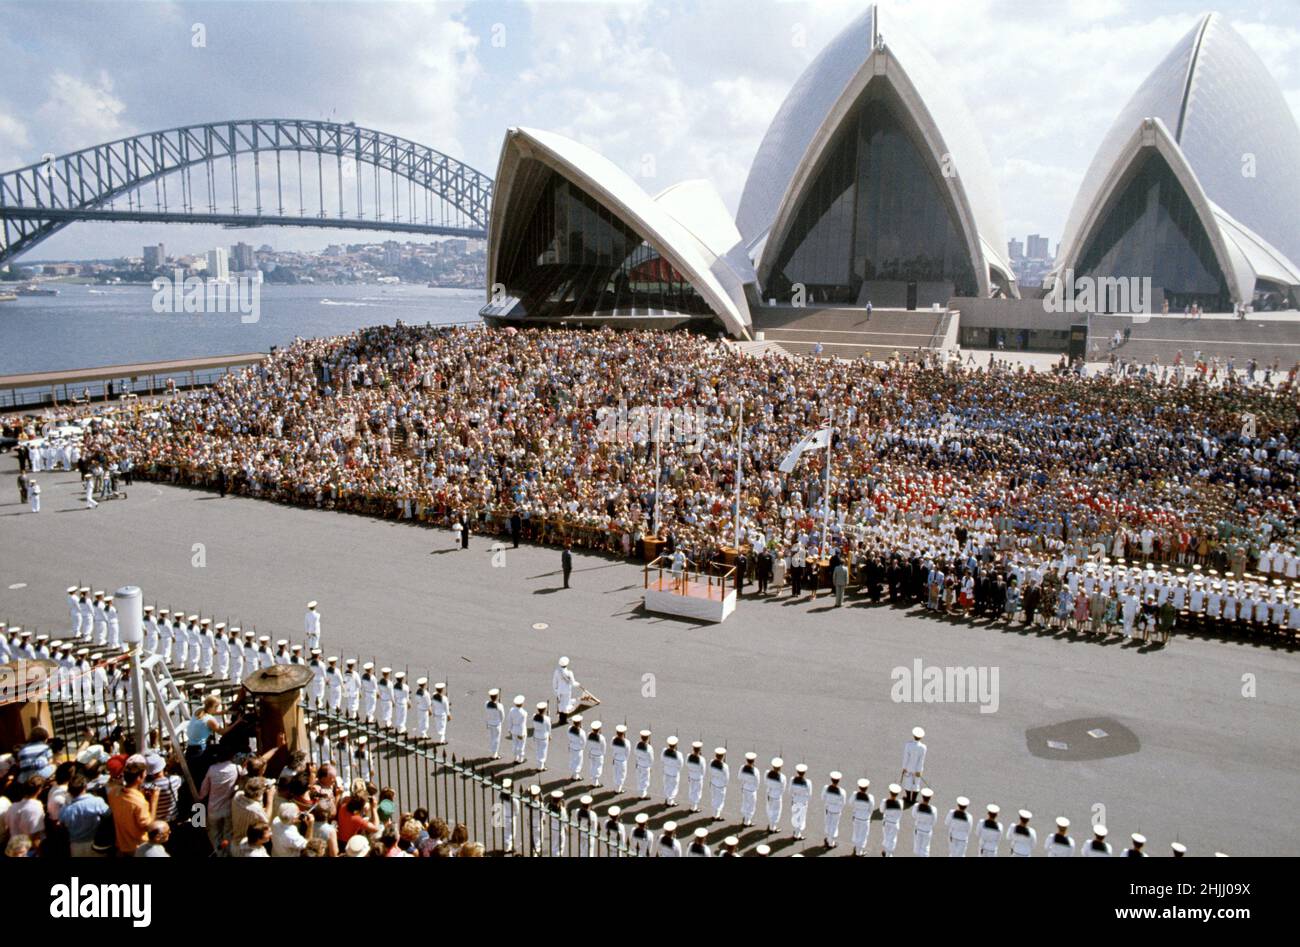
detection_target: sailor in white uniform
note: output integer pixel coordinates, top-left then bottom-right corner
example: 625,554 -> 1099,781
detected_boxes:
764,757 -> 787,834
1007,810 -> 1037,857
256,634 -> 274,670
1083,825 -> 1112,857
324,657 -> 342,711
821,771 -> 846,849
431,682 -> 451,744
633,730 -> 654,799
28,480 -> 40,512
226,626 -> 243,682
789,763 -> 813,840
566,715 -> 586,780
532,702 -> 552,769
945,796 -> 973,857
552,656 -> 577,717
304,601 -> 321,651
685,742 -> 705,812
92,593 -> 107,646
275,640 -> 291,665
499,778 -> 519,855
312,723 -> 332,767
603,806 -> 626,855
738,751 -> 760,826
901,726 -> 927,805
657,820 -> 682,857
708,748 -> 730,821
343,659 -> 361,717
506,695 -> 528,763
353,736 -> 371,784
630,813 -> 654,857
660,736 -> 682,805
1122,833 -> 1148,857
526,786 -> 544,856
547,791 -> 567,858
854,784 -> 879,857
391,672 -> 410,734
977,804 -> 1003,857
609,725 -> 630,791
574,795 -> 597,857
374,668 -> 394,728
1045,816 -> 1075,857
911,787 -> 937,856
358,663 -> 377,720
586,720 -> 606,785
197,619 -> 213,674
412,679 -> 432,739
880,783 -> 904,856
67,587 -> 82,638
143,606 -> 159,655
77,589 -> 94,642
687,827 -> 711,857
212,623 -> 229,677
483,688 -> 504,759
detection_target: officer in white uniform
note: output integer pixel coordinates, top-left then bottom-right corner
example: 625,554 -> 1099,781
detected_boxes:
304,601 -> 321,651
901,726 -> 927,805
412,678 -> 431,739
880,783 -> 904,856
324,657 -> 342,711
977,804 -> 1003,857
764,757 -> 787,834
708,748 -> 730,821
359,663 -> 377,721
1007,810 -> 1037,857
506,695 -> 528,764
912,787 -> 937,856
343,659 -> 361,717
821,771 -> 846,849
945,796 -> 973,857
738,751 -> 760,827
483,688 -> 504,759
661,736 -> 682,805
633,730 -> 654,799
392,672 -> 410,734
685,741 -> 705,812
789,763 -> 813,840
431,682 -> 450,743
631,813 -> 654,857
1083,825 -> 1112,857
566,714 -> 586,780
609,725 -> 630,792
1045,816 -> 1075,857
374,667 -> 394,728
553,656 -> 577,717
532,701 -> 551,769
586,720 -> 606,785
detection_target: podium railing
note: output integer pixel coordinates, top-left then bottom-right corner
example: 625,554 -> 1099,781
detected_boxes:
643,555 -> 736,600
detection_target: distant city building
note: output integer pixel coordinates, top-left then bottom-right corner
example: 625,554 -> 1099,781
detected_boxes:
1026,234 -> 1051,260
206,247 -> 230,282
142,244 -> 165,270
1007,238 -> 1024,261
383,240 -> 402,266
230,241 -> 256,272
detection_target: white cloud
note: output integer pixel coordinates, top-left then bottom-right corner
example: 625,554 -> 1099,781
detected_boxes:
37,71 -> 128,148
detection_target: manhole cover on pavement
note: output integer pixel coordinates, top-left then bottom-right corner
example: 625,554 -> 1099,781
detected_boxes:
532,622 -> 549,630
1026,718 -> 1139,761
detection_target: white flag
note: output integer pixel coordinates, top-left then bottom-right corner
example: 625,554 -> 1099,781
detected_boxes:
778,423 -> 832,474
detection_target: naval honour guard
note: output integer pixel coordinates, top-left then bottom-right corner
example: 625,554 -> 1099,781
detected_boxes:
603,806 -> 626,854
661,736 -> 682,805
412,679 -> 431,739
685,742 -> 705,812
343,659 -> 360,717
658,820 -> 681,857
499,778 -> 518,855
359,663 -> 377,721
308,650 -> 326,709
764,757 -> 787,834
688,827 -> 711,857
880,783 -> 904,856
1008,810 -> 1037,857
821,772 -> 846,849
631,813 -> 654,856
789,764 -> 812,840
610,725 -> 630,792
392,672 -> 410,734
738,752 -> 760,827
851,779 -> 876,856
1123,833 -> 1147,857
912,787 -> 937,856
67,587 -> 81,638
304,601 -> 321,651
484,688 -> 504,759
633,730 -> 653,799
532,701 -> 551,770
708,748 -> 729,820
977,804 -> 1003,857
375,667 -> 394,727
431,682 -> 450,744
566,714 -> 586,780
1046,817 -> 1075,857
901,726 -> 927,806
1084,825 -> 1112,857
586,720 -> 606,785
507,695 -> 527,764
325,657 -> 342,711
945,796 -> 973,857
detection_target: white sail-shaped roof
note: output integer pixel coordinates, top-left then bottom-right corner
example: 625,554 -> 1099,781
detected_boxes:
1056,13 -> 1300,297
735,4 -> 1013,298
486,127 -> 752,337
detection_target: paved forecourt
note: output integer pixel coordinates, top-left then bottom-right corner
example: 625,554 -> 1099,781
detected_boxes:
2,455 -> 1298,856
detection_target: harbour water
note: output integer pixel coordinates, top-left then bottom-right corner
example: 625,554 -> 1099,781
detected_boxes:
0,282 -> 484,376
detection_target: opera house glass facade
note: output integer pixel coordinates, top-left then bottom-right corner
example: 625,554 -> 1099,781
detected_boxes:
1074,151 -> 1230,312
767,87 -> 979,307
500,169 -> 714,320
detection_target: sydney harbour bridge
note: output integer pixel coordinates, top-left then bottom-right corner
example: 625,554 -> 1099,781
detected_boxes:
0,118 -> 493,265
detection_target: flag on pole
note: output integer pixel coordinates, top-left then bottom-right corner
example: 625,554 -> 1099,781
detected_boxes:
777,422 -> 832,474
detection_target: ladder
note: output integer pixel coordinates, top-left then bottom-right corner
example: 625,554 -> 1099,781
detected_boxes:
136,652 -> 199,798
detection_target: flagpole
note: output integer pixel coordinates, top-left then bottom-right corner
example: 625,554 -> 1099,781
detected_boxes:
820,404 -> 833,558
733,399 -> 744,548
652,394 -> 662,540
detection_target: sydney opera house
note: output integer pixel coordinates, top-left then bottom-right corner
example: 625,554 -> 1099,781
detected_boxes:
482,6 -> 1300,340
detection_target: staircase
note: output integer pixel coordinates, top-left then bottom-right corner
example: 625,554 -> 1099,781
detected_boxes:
751,304 -> 952,359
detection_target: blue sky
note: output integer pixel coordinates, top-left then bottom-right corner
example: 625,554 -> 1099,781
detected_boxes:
3,0 -> 1298,260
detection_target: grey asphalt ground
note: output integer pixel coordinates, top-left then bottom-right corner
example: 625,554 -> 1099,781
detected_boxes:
3,454 -> 1298,856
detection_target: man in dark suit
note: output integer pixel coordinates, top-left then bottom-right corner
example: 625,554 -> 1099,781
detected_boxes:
510,510 -> 522,548
562,545 -> 573,589
756,549 -> 772,595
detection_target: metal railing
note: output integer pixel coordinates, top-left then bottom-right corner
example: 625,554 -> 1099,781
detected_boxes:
643,554 -> 736,599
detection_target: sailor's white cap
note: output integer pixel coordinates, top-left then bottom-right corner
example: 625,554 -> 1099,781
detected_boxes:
771,757 -> 783,768
590,720 -> 602,731
857,778 -> 870,789
579,794 -> 593,805
307,601 -> 317,609
362,662 -> 374,670
311,648 -> 322,657
829,771 -> 841,781
356,736 -> 367,746
795,763 -> 808,775
529,785 -> 541,796
1019,810 -> 1033,820
513,694 -> 525,705
327,655 -> 337,663
956,796 -> 970,807
1130,833 -> 1146,845
665,735 -> 678,746
66,585 -> 78,594
215,622 -> 226,631
744,752 -> 756,762
724,836 -> 738,847
635,813 -> 648,825
571,714 -> 583,725
920,787 -> 933,799
337,729 -> 349,739
662,821 -> 677,832
394,671 -> 405,680
258,635 -> 270,643
501,778 -> 512,789
434,682 -> 445,690
607,806 -> 621,818
188,615 -> 199,622
1056,817 -> 1070,830
291,644 -> 303,652
912,726 -> 925,739
714,747 -> 726,756
888,783 -> 901,794
558,656 -> 569,667
199,618 -> 210,626
539,702 -> 550,711
380,667 -> 391,675
693,828 -> 708,840
986,804 -> 999,815
637,729 -> 650,738
488,688 -> 500,698
755,844 -> 771,856
616,725 -> 628,734
550,790 -> 564,800
317,723 -> 328,733
1171,842 -> 1187,854
690,740 -> 702,750
416,677 -> 428,686
345,658 -> 356,665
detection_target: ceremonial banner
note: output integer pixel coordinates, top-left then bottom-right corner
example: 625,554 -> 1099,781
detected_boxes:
778,423 -> 832,474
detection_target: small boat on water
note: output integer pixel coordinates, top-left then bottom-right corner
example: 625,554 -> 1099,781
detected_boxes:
0,292 -> 16,303
15,284 -> 59,296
